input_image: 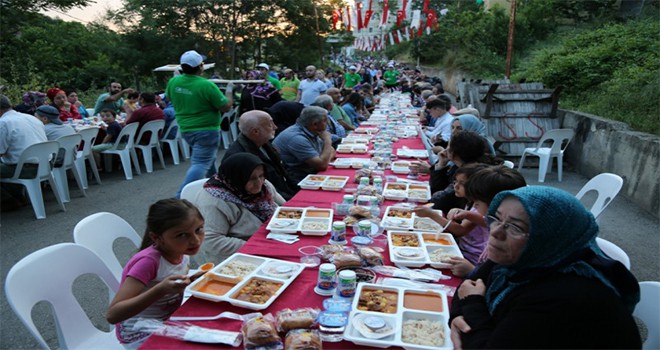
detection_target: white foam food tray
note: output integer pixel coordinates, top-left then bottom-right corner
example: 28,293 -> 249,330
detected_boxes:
381,206 -> 443,232
387,231 -> 463,268
391,161 -> 411,174
341,137 -> 370,144
186,253 -> 305,310
382,183 -> 431,202
354,127 -> 380,134
298,175 -> 350,191
343,283 -> 452,350
331,157 -> 371,169
396,148 -> 428,159
337,144 -> 369,154
266,207 -> 334,235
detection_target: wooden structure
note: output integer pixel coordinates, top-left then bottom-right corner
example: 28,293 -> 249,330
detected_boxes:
460,82 -> 563,157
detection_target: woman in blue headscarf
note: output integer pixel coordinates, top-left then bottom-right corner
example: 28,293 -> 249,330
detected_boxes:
452,114 -> 496,155
449,186 -> 641,349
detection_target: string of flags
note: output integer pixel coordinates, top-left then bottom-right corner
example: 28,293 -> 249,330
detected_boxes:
331,0 -> 449,51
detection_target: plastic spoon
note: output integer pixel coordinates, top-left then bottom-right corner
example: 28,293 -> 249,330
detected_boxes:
435,219 -> 452,240
170,311 -> 262,322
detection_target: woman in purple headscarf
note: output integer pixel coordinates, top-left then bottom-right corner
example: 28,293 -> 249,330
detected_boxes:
238,70 -> 282,116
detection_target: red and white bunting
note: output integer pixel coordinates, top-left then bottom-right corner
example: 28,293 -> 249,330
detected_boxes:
411,10 -> 421,29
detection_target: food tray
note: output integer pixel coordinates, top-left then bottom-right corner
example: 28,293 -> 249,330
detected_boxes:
381,206 -> 442,232
343,283 -> 452,350
337,144 -> 369,154
331,157 -> 371,169
298,175 -> 350,191
186,253 -> 304,310
396,148 -> 428,159
266,207 -> 334,235
387,231 -> 463,268
382,183 -> 431,202
354,127 -> 380,134
391,161 -> 411,174
341,137 -> 371,144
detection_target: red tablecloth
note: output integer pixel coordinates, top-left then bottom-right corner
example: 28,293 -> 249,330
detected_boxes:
140,136 -> 460,349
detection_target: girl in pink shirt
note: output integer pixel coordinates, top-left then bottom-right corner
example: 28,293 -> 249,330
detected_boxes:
106,199 -> 205,348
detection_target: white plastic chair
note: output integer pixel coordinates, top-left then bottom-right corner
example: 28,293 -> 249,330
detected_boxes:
133,120 -> 166,173
5,243 -> 121,349
575,173 -> 624,219
502,160 -> 515,169
178,128 -> 191,160
634,281 -> 660,349
86,108 -> 95,117
75,127 -> 102,188
180,178 -> 208,202
73,212 -> 142,280
53,133 -> 86,202
101,122 -> 141,180
0,141 -> 66,219
596,237 -> 631,269
518,128 -> 575,182
160,119 -> 181,165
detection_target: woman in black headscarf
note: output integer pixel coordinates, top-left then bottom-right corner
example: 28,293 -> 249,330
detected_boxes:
194,153 -> 284,263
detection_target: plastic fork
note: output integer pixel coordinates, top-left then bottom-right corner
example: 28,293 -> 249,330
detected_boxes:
170,311 -> 262,322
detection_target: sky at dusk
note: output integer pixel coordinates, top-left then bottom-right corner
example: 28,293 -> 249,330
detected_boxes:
41,0 -> 123,25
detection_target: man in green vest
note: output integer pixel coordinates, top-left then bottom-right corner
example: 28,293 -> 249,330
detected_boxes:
383,64 -> 400,92
342,65 -> 362,90
279,69 -> 300,101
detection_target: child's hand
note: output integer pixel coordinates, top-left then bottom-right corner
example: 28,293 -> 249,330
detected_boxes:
156,275 -> 190,294
413,206 -> 436,218
447,208 -> 469,221
444,257 -> 475,278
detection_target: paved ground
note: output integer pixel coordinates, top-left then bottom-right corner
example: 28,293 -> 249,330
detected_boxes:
1,150 -> 658,349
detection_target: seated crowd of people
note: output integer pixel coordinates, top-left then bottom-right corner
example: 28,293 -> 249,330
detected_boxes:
1,52 -> 642,348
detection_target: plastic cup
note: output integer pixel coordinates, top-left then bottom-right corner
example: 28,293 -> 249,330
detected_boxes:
298,246 -> 321,268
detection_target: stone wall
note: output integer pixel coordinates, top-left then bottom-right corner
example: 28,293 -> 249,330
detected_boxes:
560,109 -> 660,218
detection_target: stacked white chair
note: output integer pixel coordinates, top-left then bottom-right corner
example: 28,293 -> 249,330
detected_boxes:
101,122 -> 141,180
0,141 -> 66,219
518,128 -> 575,182
75,127 -> 102,188
133,120 -> 166,173
5,243 -> 121,349
53,133 -> 86,202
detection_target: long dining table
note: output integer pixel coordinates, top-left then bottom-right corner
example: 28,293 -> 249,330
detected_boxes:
140,127 -> 462,349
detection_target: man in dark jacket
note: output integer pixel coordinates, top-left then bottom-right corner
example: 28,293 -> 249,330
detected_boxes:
222,110 -> 298,199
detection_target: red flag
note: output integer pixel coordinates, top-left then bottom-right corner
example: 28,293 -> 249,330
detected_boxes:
396,10 -> 404,27
363,0 -> 373,27
423,0 -> 430,12
357,2 -> 363,30
380,0 -> 389,27
402,0 -> 408,18
393,30 -> 400,44
426,9 -> 438,31
332,9 -> 339,30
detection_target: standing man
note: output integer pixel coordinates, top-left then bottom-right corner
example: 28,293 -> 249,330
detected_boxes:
296,65 -> 327,106
223,110 -> 298,199
383,64 -> 400,92
342,65 -> 362,90
272,106 -> 335,183
0,95 -> 47,210
257,63 -> 282,91
279,69 -> 300,101
166,50 -> 233,198
93,81 -> 134,115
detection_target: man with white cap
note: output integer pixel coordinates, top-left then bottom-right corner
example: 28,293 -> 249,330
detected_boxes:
383,64 -> 400,92
34,105 -> 75,141
341,65 -> 362,89
0,95 -> 47,210
256,63 -> 281,91
166,49 -> 234,198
